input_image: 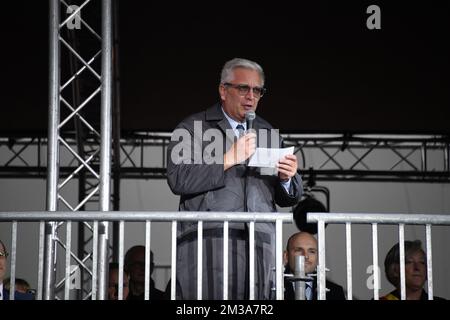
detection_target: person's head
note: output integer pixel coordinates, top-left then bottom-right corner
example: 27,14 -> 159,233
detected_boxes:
4,277 -> 31,294
284,232 -> 318,274
384,240 -> 427,292
0,239 -> 8,282
124,246 -> 154,284
108,262 -> 130,300
219,58 -> 266,122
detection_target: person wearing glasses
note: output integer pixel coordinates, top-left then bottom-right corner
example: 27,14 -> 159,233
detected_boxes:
0,239 -> 34,300
167,58 -> 302,299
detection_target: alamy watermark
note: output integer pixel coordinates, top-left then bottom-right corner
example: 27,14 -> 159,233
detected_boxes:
366,5 -> 381,30
67,5 -> 81,30
366,264 -> 382,290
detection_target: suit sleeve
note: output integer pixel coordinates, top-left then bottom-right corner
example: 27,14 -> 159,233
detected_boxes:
274,172 -> 302,207
166,122 -> 226,195
274,135 -> 303,207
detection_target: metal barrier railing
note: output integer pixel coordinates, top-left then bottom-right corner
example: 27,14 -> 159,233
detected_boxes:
307,212 -> 450,300
0,211 -> 292,300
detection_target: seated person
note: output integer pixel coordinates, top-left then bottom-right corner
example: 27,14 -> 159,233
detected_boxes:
4,277 -> 34,297
0,239 -> 34,300
283,231 -> 346,300
124,246 -> 166,300
381,240 -> 445,300
108,262 -> 130,300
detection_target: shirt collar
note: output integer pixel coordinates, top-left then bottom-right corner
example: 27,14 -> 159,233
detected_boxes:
221,107 -> 246,131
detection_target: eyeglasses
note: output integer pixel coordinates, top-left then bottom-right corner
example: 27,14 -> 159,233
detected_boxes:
27,289 -> 37,296
223,82 -> 266,98
0,251 -> 9,258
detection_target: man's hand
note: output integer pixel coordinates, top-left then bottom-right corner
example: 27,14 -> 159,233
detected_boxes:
224,132 -> 257,171
277,154 -> 298,181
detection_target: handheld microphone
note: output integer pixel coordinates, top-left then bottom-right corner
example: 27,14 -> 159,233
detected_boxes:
245,111 -> 256,133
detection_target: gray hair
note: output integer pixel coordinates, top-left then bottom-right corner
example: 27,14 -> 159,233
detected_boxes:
220,58 -> 265,85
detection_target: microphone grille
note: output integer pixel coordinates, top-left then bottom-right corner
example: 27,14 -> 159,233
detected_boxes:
245,111 -> 256,121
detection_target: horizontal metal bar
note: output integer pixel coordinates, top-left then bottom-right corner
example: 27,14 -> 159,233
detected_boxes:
2,133 -> 449,145
2,172 -> 449,184
307,212 -> 450,225
2,167 -> 448,178
1,168 -> 449,183
0,211 -> 293,223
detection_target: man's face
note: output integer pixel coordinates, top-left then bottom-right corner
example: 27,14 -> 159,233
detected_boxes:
404,250 -> 427,291
128,249 -> 146,283
219,68 -> 263,122
0,242 -> 7,282
108,269 -> 129,300
284,233 -> 318,275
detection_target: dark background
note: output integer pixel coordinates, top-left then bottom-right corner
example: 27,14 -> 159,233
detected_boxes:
1,1 -> 449,134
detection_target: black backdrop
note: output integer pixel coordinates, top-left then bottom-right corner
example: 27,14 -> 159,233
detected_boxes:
2,1 -> 449,134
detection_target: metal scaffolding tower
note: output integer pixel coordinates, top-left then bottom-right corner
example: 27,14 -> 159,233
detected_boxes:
43,0 -> 113,300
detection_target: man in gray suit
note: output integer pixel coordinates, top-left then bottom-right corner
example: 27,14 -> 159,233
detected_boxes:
167,58 -> 302,299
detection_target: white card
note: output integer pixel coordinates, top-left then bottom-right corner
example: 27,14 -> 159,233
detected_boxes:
248,147 -> 294,168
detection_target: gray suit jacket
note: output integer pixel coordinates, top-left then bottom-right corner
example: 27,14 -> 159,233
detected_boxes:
167,103 -> 302,299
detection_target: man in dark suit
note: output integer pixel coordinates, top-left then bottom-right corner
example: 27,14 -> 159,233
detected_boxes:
167,58 -> 302,299
124,246 -> 166,300
0,239 -> 34,300
284,232 -> 346,300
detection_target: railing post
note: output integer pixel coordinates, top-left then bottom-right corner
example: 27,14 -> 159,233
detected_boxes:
170,221 -> 177,300
223,221 -> 229,300
345,222 -> 353,300
425,224 -> 434,300
197,221 -> 203,300
399,224 -> 406,300
275,219 -> 283,300
144,221 -> 152,300
249,221 -> 255,300
317,220 -> 326,300
371,223 -> 379,300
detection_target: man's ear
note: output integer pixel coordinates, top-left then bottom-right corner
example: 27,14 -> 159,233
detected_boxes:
219,84 -> 226,101
283,251 -> 288,266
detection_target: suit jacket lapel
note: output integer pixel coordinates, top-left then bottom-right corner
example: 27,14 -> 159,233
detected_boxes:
205,103 -> 237,146
204,103 -> 275,149
3,288 -> 9,300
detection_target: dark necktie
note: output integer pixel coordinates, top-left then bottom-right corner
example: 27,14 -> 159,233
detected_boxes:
236,124 -> 245,137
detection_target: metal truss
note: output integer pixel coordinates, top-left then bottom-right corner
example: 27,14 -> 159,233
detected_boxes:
283,133 -> 450,183
42,0 -> 113,300
1,132 -> 449,183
